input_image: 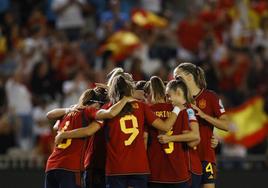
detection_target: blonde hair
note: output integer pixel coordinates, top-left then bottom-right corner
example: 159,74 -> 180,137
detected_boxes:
149,76 -> 166,102
166,78 -> 194,104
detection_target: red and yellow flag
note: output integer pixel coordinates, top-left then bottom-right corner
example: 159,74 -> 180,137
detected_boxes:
215,96 -> 268,148
131,9 -> 168,29
0,36 -> 7,61
98,31 -> 141,61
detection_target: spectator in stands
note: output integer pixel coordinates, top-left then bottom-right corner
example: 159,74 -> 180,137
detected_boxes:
176,7 -> 205,54
0,113 -> 16,154
52,0 -> 90,41
1,11 -> 16,51
30,62 -> 58,101
0,75 -> 16,154
62,71 -> 89,108
141,0 -> 162,13
98,0 -> 129,40
32,98 -> 56,159
17,21 -> 49,83
5,70 -> 33,151
253,16 -> 268,60
129,56 -> 147,81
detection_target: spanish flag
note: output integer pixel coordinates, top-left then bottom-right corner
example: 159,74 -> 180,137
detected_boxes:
215,96 -> 268,148
131,9 -> 168,29
0,36 -> 7,61
98,31 -> 141,61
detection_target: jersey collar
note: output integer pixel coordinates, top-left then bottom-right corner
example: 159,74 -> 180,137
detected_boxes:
193,88 -> 205,100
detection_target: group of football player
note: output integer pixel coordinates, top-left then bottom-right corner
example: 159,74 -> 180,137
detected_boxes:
44,62 -> 229,188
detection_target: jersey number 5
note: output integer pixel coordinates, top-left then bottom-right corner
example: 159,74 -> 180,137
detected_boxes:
57,121 -> 72,149
120,115 -> 139,146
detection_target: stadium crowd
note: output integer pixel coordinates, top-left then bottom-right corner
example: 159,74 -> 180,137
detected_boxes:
0,0 -> 267,162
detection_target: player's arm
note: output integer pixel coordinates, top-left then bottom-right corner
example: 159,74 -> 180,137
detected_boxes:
191,104 -> 229,131
158,121 -> 200,144
151,107 -> 181,132
180,130 -> 200,148
95,96 -> 135,119
46,106 -> 78,120
187,140 -> 200,148
203,113 -> 229,131
55,121 -> 102,145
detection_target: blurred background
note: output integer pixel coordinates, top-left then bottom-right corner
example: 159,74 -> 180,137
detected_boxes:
0,0 -> 268,187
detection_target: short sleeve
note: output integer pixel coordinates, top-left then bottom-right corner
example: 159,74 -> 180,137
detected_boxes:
186,108 -> 197,123
84,107 -> 98,119
101,103 -> 112,110
210,92 -> 226,117
144,103 -> 157,125
95,120 -> 104,128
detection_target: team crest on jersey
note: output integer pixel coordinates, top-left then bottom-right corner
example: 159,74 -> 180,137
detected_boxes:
199,99 -> 206,109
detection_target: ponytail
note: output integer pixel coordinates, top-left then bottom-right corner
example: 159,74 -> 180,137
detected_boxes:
108,75 -> 133,116
107,67 -> 124,87
196,66 -> 207,89
176,62 -> 207,89
150,76 -> 166,102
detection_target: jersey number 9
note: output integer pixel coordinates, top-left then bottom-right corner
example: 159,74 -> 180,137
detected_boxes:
120,115 -> 139,146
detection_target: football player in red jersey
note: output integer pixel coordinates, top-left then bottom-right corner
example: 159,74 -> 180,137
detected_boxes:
146,76 -> 198,188
104,75 -> 181,188
90,67 -> 131,188
45,88 -> 133,188
174,62 -> 230,188
146,76 -> 201,188
146,76 -> 175,186
158,78 -> 202,188
54,70 -> 137,188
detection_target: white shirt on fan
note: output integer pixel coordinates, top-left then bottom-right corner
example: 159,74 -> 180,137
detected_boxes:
52,0 -> 86,29
5,79 -> 32,115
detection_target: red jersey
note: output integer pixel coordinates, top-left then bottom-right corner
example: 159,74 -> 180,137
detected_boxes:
149,104 -> 195,183
46,107 -> 97,172
86,103 -> 111,170
183,108 -> 202,176
89,128 -> 106,170
194,89 -> 225,163
147,103 -> 174,183
83,134 -> 95,169
148,103 -> 202,183
105,101 -> 157,176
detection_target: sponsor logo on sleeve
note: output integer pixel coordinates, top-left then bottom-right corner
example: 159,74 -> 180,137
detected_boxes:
187,108 -> 197,121
219,99 -> 225,113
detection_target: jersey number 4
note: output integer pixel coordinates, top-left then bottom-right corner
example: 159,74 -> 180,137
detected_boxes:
57,121 -> 72,149
120,115 -> 139,146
